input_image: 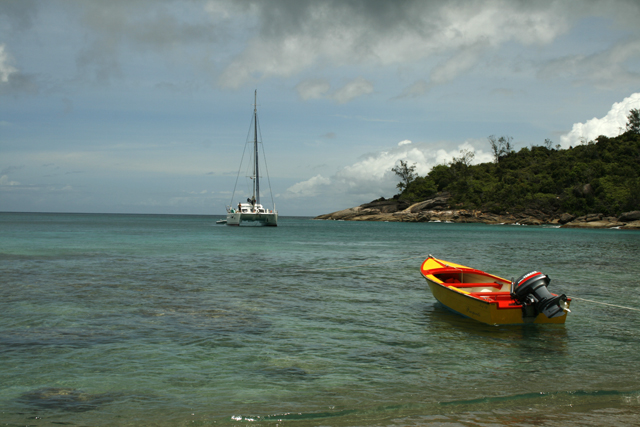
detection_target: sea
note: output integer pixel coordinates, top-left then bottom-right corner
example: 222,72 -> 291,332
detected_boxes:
1,212 -> 639,427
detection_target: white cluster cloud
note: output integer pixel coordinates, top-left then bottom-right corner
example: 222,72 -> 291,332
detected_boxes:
0,44 -> 18,82
560,92 -> 640,147
282,139 -> 493,203
284,174 -> 331,197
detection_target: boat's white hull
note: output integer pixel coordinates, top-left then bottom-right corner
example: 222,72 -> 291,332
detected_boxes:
226,212 -> 278,226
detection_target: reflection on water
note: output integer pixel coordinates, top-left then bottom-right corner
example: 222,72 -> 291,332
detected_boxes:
425,303 -> 569,354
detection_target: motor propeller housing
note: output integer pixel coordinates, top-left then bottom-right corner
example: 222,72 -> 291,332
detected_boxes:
512,271 -> 569,318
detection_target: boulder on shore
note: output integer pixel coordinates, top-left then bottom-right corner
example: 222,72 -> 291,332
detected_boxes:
360,198 -> 411,213
621,220 -> 640,229
314,194 -> 639,230
406,193 -> 451,213
619,211 -> 640,222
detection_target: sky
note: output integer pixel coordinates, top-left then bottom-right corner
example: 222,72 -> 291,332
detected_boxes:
1,0 -> 640,217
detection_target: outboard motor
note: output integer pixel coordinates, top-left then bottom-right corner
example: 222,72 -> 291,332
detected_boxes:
511,271 -> 570,319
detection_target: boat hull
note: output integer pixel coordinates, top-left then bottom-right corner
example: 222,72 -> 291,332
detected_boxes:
226,212 -> 278,226
421,257 -> 569,325
426,280 -> 567,325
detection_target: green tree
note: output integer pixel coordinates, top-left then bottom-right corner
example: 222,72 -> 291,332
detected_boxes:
451,148 -> 475,167
488,135 -> 514,163
627,108 -> 640,134
396,130 -> 640,217
392,160 -> 417,192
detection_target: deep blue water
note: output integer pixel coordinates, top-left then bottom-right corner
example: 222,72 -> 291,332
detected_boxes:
1,213 -> 639,426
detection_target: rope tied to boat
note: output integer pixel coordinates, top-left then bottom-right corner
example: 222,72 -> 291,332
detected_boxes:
299,255 -> 427,272
567,297 -> 640,312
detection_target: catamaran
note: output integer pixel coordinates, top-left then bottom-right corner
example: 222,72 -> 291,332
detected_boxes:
225,91 -> 278,226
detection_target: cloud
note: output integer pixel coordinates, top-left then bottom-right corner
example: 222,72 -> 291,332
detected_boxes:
68,1 -> 226,84
0,0 -> 39,31
0,175 -> 20,186
217,0 -> 582,89
0,43 -> 38,95
295,76 -> 374,103
9,1 -> 639,93
283,138 -> 493,202
332,77 -> 373,104
283,174 -> 331,197
539,39 -> 640,88
15,149 -> 220,178
395,46 -> 487,97
430,47 -> 483,86
296,79 -> 330,100
1,165 -> 24,175
395,80 -> 428,99
560,92 -> 640,147
0,44 -> 18,82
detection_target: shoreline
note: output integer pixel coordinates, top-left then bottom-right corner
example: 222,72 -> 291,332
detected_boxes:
314,200 -> 640,230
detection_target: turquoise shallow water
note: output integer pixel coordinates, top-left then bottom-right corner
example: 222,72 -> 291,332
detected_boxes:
1,213 -> 639,426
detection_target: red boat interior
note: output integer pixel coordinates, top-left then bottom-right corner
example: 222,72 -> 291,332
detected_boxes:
431,271 -> 520,308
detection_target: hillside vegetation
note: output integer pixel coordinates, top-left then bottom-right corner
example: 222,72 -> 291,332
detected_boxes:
399,130 -> 640,217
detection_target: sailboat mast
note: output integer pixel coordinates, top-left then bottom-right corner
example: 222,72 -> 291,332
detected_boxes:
254,90 -> 260,205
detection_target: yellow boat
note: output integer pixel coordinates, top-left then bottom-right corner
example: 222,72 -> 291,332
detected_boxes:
420,256 -> 571,325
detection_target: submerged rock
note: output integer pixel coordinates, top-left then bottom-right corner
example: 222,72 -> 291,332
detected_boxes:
259,366 -> 309,378
18,387 -> 117,412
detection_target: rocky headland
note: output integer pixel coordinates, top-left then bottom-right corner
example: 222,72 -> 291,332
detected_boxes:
314,193 -> 640,229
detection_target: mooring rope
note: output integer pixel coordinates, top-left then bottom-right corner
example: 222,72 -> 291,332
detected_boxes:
299,255 -> 426,272
568,297 -> 640,312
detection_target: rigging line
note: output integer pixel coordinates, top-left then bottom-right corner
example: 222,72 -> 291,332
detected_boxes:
299,255 -> 428,272
243,113 -> 259,196
256,115 -> 276,210
229,113 -> 254,207
568,297 -> 640,312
